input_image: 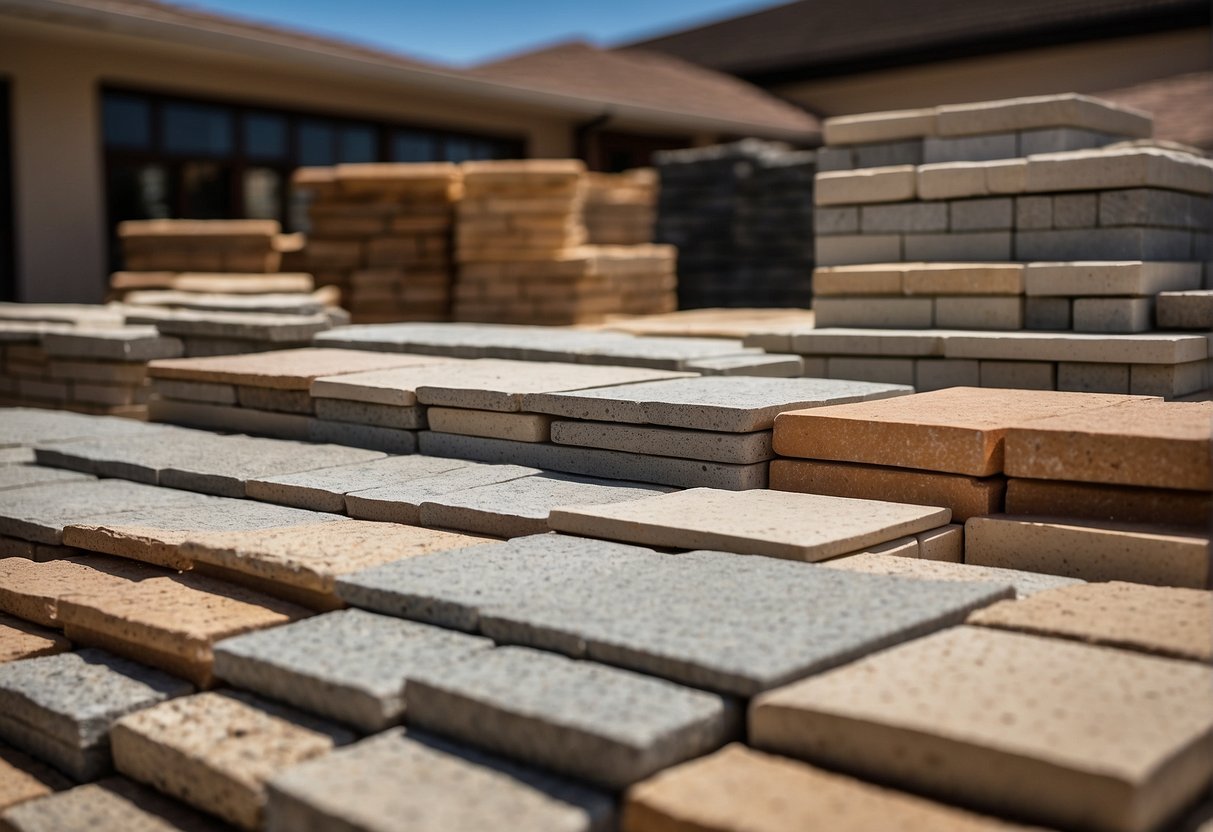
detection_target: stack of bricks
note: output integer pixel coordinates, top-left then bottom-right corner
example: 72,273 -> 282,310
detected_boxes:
453,160 -> 676,325
654,140 -> 815,308
294,164 -> 460,325
583,169 -> 656,245
117,219 -> 283,273
746,93 -> 1213,398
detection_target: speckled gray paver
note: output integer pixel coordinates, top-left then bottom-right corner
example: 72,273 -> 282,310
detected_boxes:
550,421 -> 773,464
0,480 -> 202,545
264,728 -> 615,832
0,466 -> 93,493
336,535 -> 1012,695
312,399 -> 427,429
345,464 -> 541,524
247,455 -> 475,512
417,474 -> 671,537
405,646 -> 735,789
0,408 -> 160,449
41,328 -> 184,361
306,420 -> 417,454
214,609 -> 494,732
0,778 -> 230,831
34,426 -> 237,484
522,377 -> 912,432
570,337 -> 763,370
0,649 -> 193,780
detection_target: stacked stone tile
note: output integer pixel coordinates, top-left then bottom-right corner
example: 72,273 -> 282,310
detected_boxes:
583,168 -> 656,245
654,139 -> 815,308
118,219 -> 283,273
109,270 -> 320,302
294,163 -> 460,324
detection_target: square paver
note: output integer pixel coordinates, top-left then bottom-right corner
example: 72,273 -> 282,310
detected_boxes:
550,421 -> 773,465
245,455 -> 476,512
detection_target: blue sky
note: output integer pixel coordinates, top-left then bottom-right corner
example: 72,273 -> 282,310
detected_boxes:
183,0 -> 776,65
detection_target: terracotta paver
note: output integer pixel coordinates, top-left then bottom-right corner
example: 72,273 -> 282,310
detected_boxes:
0,745 -> 71,812
0,615 -> 70,664
0,556 -> 167,628
0,777 -> 228,831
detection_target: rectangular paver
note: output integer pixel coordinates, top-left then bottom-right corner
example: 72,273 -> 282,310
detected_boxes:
0,778 -> 228,831
0,745 -> 70,812
0,616 -> 70,665
245,455 -> 476,512
819,551 -> 1083,597
148,348 -> 453,390
0,480 -> 201,545
0,556 -> 167,628
345,464 -> 540,524
550,421 -> 773,465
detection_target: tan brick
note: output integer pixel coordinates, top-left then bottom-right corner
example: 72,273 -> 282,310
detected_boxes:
824,357 -> 915,385
427,407 -> 552,443
0,746 -> 70,812
815,166 -> 916,206
812,264 -> 904,296
935,93 -> 1152,138
0,555 -> 165,627
813,297 -> 932,329
917,163 -> 988,201
902,263 -> 1024,295
822,108 -> 937,145
0,615 -> 70,664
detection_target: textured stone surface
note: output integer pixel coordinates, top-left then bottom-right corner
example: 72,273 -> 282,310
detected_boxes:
0,467 -> 92,493
148,399 -> 314,442
966,514 -> 1212,587
1005,478 -> 1211,529
34,426 -> 239,484
0,556 -> 166,628
311,398 -> 427,429
428,407 -> 553,442
305,419 -> 418,453
623,743 -> 1039,832
1004,399 -> 1213,490
819,552 -> 1083,597
405,646 -> 734,789
265,728 -> 615,832
183,520 -> 493,609
336,535 -> 1009,696
214,609 -> 493,732
750,626 -> 1213,832
549,488 -> 950,562
419,474 -> 670,537
773,387 -> 1152,476
0,480 -> 201,545
523,376 -> 911,432
57,573 -> 310,687
550,421 -> 772,465
0,616 -> 70,664
0,408 -> 155,448
0,745 -> 70,812
1023,261 -> 1202,298
345,464 -> 540,524
968,581 -> 1213,662
148,348 -> 450,390
0,777 -> 228,831
41,328 -> 183,362
0,649 -> 192,781
246,455 -> 474,512
112,691 -> 352,830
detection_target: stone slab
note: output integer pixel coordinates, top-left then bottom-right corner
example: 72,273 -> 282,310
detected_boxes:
0,778 -> 228,831
773,387 -> 1153,477
623,743 -> 1040,832
405,645 -> 735,789
428,407 -> 552,442
523,376 -> 912,432
1003,399 -> 1213,491
264,728 -> 615,832
419,473 -> 670,537
148,348 -> 451,390
214,609 -> 494,732
1024,261 -> 1202,298
551,421 -> 773,465
0,616 -> 70,664
147,399 -> 314,442
57,574 -> 310,688
0,480 -> 202,545
819,551 -> 1083,597
0,649 -> 192,781
134,310 -> 331,342
0,556 -> 167,628
345,464 -> 541,524
41,328 -> 183,362
246,455 -> 475,512
1004,478 -> 1212,530
335,534 -> 1010,696
965,515 -> 1212,588
749,626 -> 1213,832
548,488 -> 951,562
33,426 -> 240,484
305,419 -> 418,453
968,581 -> 1212,662
1158,290 -> 1213,329
0,745 -> 70,812
942,331 -> 1209,365
0,466 -> 92,493
111,690 -> 352,830
311,398 -> 427,429
682,353 -> 805,377
150,379 -> 238,405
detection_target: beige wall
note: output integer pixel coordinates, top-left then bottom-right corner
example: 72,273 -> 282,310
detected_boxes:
0,18 -> 579,302
777,28 -> 1212,116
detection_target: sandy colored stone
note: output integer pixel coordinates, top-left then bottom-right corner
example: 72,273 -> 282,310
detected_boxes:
0,556 -> 167,627
310,360 -> 477,406
246,455 -> 474,512
182,520 -> 493,609
815,165 -> 917,206
1024,262 -> 1202,298
428,407 -> 553,442
966,515 -> 1212,588
1004,399 -> 1213,491
750,626 -> 1213,832
0,615 -> 69,664
773,387 -> 1153,476
623,743 -> 1039,832
57,573 -> 310,687
968,581 -> 1212,662
0,778 -> 227,831
0,745 -> 70,812
819,551 -> 1083,597
112,691 -> 352,830
901,263 -> 1025,296
549,488 -> 950,562
552,421 -> 773,465
770,459 -> 1004,522
918,524 -> 964,562
1004,479 -> 1212,531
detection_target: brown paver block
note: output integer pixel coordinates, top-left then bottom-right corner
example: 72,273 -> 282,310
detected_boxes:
428,407 -> 553,442
820,551 -> 1083,597
0,615 -> 69,664
0,746 -> 71,812
57,573 -> 310,687
770,459 -> 1004,522
1004,400 -> 1213,491
0,777 -> 229,831
773,388 -> 1152,476
148,348 -> 449,390
623,743 -> 1039,832
968,581 -> 1212,662
112,691 -> 352,830
1004,480 -> 1212,531
549,488 -> 950,562
0,556 -> 167,628
750,626 -> 1213,832
181,520 -> 493,610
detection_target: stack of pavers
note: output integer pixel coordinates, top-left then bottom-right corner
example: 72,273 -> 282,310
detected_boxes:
583,168 -> 657,245
117,219 -> 284,274
453,160 -> 677,325
750,92 -> 1213,398
293,163 -> 460,324
654,139 -> 816,308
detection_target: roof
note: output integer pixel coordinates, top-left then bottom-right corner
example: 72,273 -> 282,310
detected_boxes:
628,0 -> 1210,83
0,0 -> 817,140
1097,71 -> 1213,150
471,41 -> 819,138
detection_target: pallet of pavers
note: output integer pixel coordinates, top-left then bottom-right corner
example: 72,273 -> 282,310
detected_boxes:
117,219 -> 283,273
108,270 -> 320,302
125,305 -> 341,359
583,168 -> 656,245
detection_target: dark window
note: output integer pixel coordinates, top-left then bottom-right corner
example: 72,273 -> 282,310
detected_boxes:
102,93 -> 152,151
339,125 -> 377,163
392,130 -> 437,162
244,113 -> 287,160
162,102 -> 233,156
298,119 -> 336,166
0,79 -> 14,301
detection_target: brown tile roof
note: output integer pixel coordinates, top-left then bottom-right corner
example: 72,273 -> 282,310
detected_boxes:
629,0 -> 1209,82
471,41 -> 819,137
1097,72 -> 1213,150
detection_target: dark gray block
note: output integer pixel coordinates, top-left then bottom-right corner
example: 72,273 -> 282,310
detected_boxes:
313,398 -> 427,429
307,420 -> 418,454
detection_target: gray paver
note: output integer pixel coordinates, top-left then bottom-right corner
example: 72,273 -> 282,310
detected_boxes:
214,609 -> 494,732
550,421 -> 773,464
0,466 -> 94,493
265,728 -> 615,832
522,376 -> 912,432
336,535 -> 1011,696
345,464 -> 540,524
246,455 -> 475,512
306,420 -> 418,454
0,649 -> 193,780
0,408 -> 160,449
40,328 -> 184,362
312,399 -> 427,429
405,646 -> 735,789
0,480 -> 202,545
418,474 -> 671,537
34,426 -> 238,484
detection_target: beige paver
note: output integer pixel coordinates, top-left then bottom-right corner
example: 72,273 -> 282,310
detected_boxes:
815,166 -> 917,206
549,488 -> 950,562
427,407 -> 553,442
0,556 -> 167,627
820,551 -> 1082,597
0,778 -> 229,831
0,615 -> 70,664
750,626 -> 1213,832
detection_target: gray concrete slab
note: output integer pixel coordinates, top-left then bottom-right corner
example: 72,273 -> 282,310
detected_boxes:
34,426 -> 237,484
0,466 -> 94,493
0,408 -> 161,449
0,778 -> 229,831
0,480 -> 203,545
246,455 -> 475,512
345,464 -> 541,525
550,421 -> 773,465
306,420 -> 418,454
